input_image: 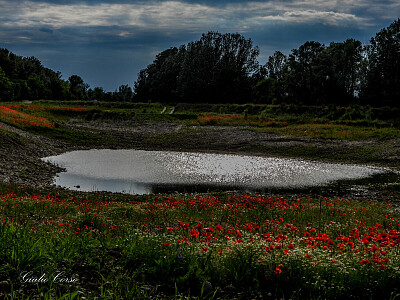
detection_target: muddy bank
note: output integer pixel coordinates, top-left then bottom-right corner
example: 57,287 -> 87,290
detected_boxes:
1,119 -> 400,200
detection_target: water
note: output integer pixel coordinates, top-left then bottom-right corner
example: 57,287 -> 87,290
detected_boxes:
42,149 -> 385,195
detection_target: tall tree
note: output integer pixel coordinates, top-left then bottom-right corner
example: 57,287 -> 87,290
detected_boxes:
361,19 -> 400,106
134,32 -> 260,103
134,47 -> 183,102
178,32 -> 259,103
285,41 -> 325,104
317,39 -> 362,105
0,66 -> 13,101
68,75 -> 89,100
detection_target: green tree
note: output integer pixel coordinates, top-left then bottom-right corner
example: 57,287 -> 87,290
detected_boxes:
134,47 -> 183,102
178,32 -> 259,103
116,84 -> 133,102
361,19 -> 400,106
285,41 -> 325,104
68,75 -> 89,100
134,32 -> 260,103
260,51 -> 288,103
0,66 -> 13,101
318,39 -> 362,105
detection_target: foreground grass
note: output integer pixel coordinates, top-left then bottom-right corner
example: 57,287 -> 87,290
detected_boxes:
1,184 -> 400,299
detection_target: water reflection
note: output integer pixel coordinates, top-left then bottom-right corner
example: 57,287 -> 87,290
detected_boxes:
42,149 -> 385,195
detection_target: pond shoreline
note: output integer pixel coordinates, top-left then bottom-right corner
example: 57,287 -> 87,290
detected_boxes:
1,119 -> 400,201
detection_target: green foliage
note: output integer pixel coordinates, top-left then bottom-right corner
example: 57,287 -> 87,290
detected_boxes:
0,66 -> 13,101
2,187 -> 400,299
361,18 -> 400,106
134,32 -> 260,104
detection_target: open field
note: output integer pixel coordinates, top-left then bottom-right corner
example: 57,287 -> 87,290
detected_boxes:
2,186 -> 400,299
1,101 -> 400,299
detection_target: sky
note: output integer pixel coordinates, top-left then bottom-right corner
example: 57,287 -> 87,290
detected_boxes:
0,0 -> 399,91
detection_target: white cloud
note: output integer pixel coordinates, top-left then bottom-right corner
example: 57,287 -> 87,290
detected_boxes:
251,10 -> 363,26
1,0 -> 391,33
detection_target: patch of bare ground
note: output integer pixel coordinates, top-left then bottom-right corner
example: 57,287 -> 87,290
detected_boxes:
1,119 -> 399,201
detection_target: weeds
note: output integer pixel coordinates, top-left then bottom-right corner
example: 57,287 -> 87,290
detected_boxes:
1,188 -> 400,299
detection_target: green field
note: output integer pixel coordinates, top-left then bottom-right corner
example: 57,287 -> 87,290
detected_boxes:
1,101 -> 400,299
2,185 -> 400,299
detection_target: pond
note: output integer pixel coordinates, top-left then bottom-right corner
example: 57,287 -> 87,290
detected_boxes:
42,149 -> 386,195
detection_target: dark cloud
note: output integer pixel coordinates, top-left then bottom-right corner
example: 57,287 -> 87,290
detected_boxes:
1,0 -> 399,91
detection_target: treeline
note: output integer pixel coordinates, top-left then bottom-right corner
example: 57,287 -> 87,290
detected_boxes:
1,19 -> 399,107
135,19 -> 400,107
0,49 -> 133,102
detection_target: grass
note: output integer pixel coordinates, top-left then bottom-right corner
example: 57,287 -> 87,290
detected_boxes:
1,101 -> 400,298
1,183 -> 400,299
0,106 -> 54,128
2,101 -> 400,140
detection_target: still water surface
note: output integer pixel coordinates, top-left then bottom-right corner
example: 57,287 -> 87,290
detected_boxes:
42,149 -> 385,195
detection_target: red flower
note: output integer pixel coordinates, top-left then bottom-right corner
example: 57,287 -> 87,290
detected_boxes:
164,242 -> 171,247
274,267 -> 282,274
360,259 -> 369,264
190,229 -> 199,238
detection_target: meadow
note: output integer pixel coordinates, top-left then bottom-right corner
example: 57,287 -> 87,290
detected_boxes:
2,184 -> 400,299
2,101 -> 400,141
1,101 -> 400,299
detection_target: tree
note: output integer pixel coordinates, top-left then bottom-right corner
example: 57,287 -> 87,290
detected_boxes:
178,32 -> 259,103
320,39 -> 362,104
0,48 -> 73,101
68,75 -> 89,100
258,51 -> 288,103
285,41 -> 325,104
361,19 -> 400,106
134,47 -> 184,102
0,66 -> 13,101
116,85 -> 133,102
134,32 -> 260,103
265,51 -> 287,80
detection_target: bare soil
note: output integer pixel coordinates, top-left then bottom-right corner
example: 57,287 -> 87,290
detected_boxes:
1,119 -> 400,200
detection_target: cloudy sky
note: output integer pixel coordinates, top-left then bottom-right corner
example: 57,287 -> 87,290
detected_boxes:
1,0 -> 399,91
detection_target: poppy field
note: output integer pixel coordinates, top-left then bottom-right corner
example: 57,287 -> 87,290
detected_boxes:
1,185 -> 400,299
0,106 -> 54,129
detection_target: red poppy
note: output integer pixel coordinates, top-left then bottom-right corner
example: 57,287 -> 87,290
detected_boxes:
360,259 -> 369,264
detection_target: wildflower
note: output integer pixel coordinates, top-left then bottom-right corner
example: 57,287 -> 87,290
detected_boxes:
360,259 -> 369,264
202,246 -> 208,252
274,267 -> 282,274
164,242 -> 171,247
190,229 -> 199,238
